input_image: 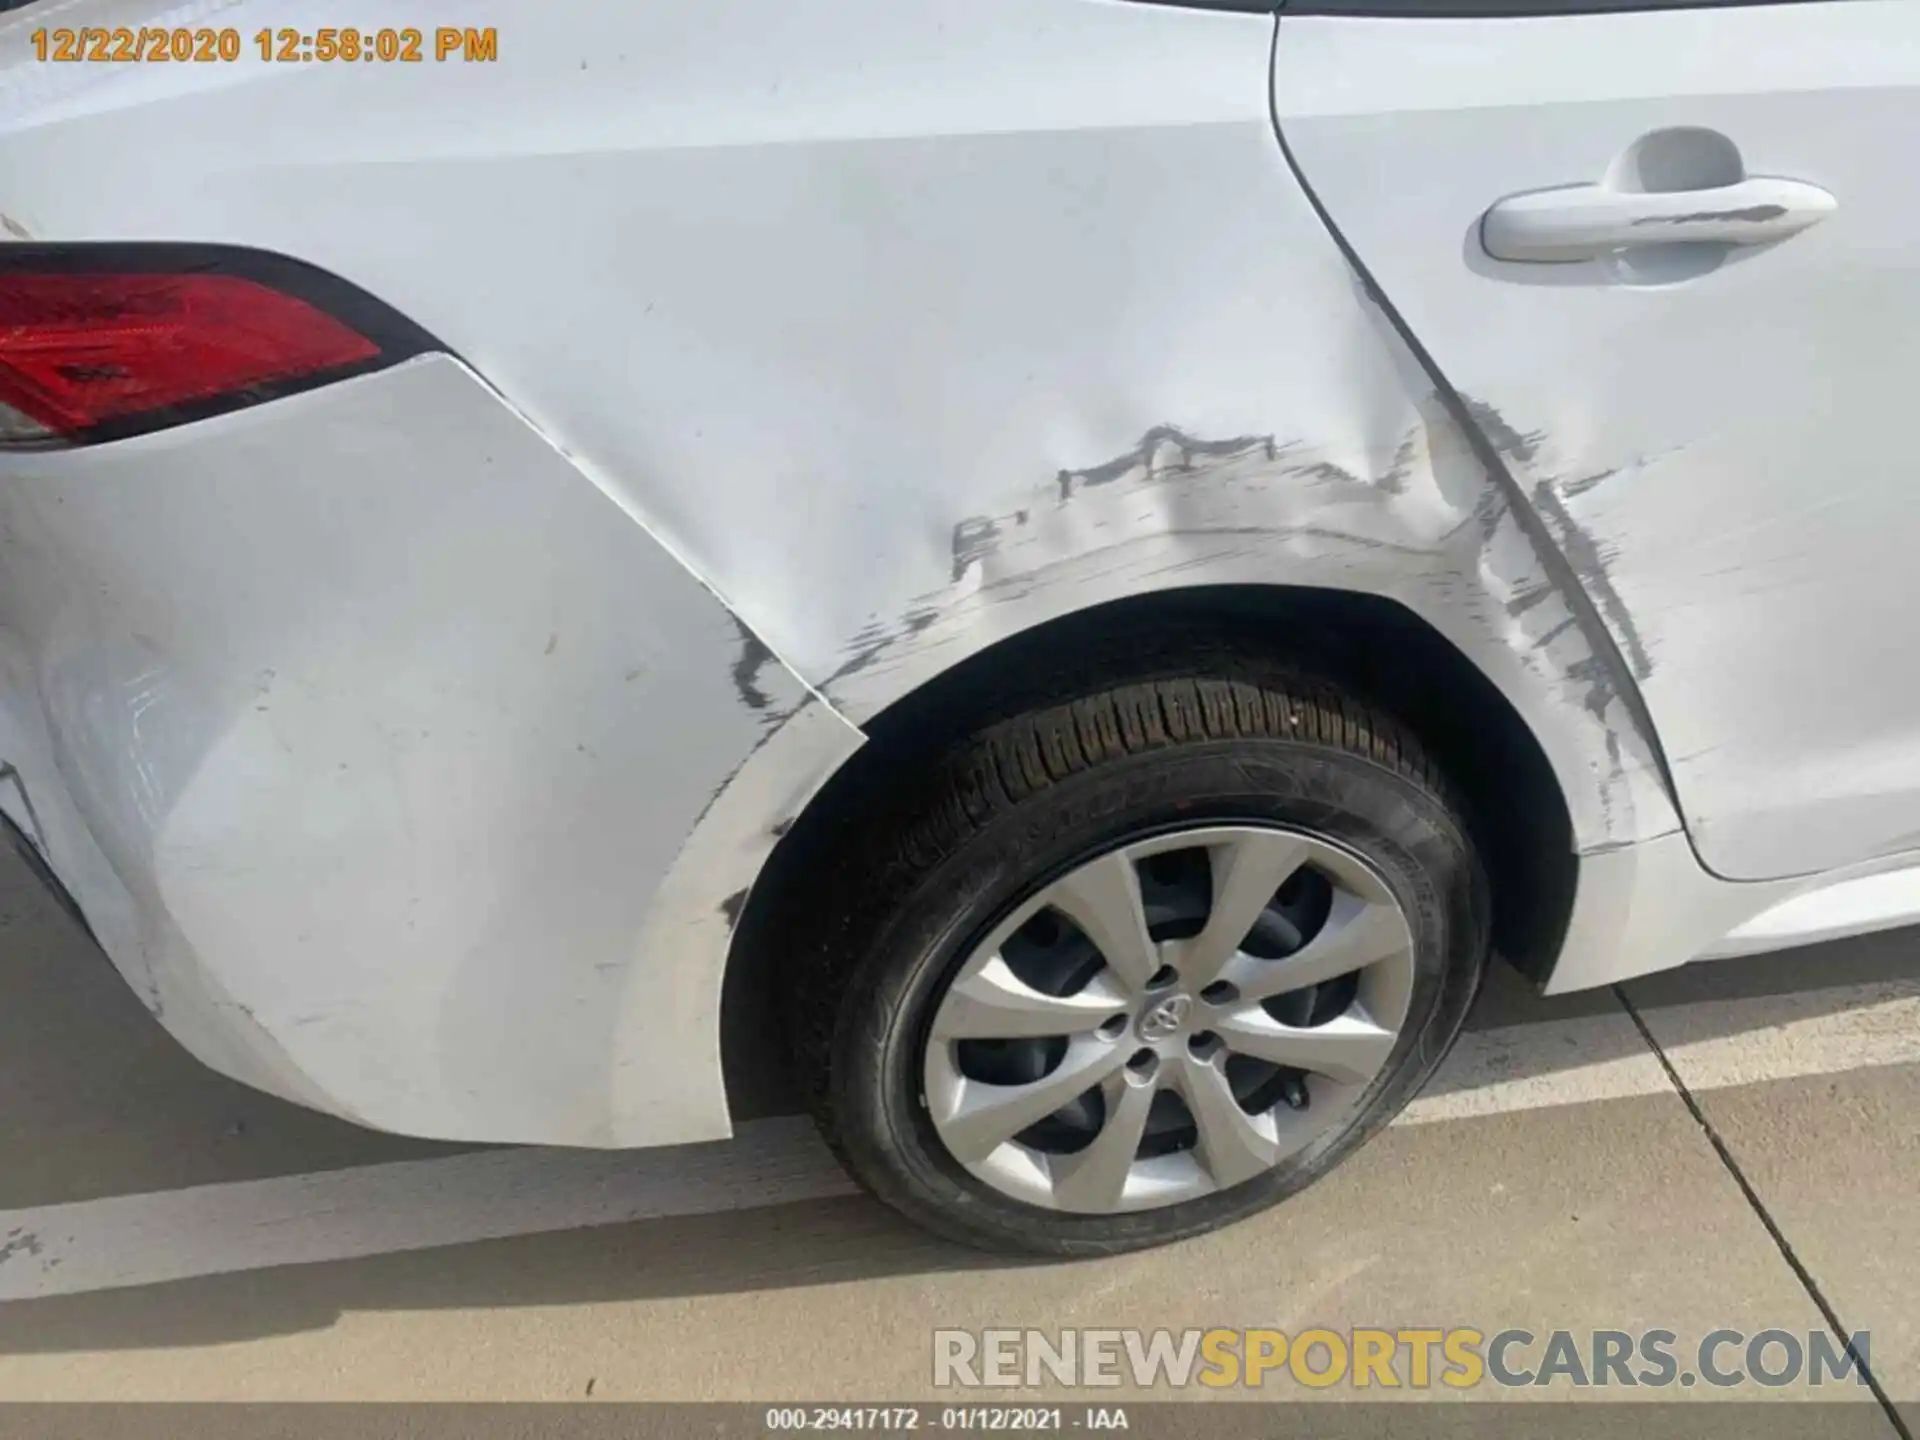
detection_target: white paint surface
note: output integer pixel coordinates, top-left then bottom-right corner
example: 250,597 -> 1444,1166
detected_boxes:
1276,1 -> 1920,882
2,978 -> 1914,1304
1709,868 -> 1920,958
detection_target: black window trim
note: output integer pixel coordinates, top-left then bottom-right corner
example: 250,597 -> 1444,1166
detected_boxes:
1286,0 -> 1837,15
1133,0 -> 1837,15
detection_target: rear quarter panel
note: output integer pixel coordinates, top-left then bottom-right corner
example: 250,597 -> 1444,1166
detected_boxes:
0,0 -> 1684,1141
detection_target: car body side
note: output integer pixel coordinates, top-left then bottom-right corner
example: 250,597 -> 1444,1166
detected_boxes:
0,0 -> 1872,1148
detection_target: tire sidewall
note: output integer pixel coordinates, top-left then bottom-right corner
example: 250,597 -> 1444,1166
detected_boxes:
827,736 -> 1487,1256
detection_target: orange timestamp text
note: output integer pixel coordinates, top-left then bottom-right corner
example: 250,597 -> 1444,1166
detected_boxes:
31,27 -> 498,65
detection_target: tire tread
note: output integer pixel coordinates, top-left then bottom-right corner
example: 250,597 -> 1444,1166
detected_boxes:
790,651 -> 1457,1169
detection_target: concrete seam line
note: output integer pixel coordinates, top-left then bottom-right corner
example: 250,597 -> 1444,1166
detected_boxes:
1616,984 -> 1912,1440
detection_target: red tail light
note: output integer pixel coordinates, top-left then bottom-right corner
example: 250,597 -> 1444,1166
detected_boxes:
0,247 -> 438,446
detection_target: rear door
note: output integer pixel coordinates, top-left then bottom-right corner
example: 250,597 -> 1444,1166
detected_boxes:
1272,0 -> 1920,881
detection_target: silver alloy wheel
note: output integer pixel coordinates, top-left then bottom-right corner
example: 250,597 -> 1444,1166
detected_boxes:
921,825 -> 1417,1215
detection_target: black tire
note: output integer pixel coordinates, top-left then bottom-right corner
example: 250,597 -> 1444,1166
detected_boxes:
788,653 -> 1490,1257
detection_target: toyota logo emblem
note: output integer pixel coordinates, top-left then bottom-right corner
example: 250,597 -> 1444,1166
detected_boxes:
1137,994 -> 1191,1042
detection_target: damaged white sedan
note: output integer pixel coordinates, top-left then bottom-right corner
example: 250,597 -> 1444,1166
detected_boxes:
2,0 -> 1917,1255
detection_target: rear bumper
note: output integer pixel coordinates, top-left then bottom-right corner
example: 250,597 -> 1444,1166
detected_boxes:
0,354 -> 862,1146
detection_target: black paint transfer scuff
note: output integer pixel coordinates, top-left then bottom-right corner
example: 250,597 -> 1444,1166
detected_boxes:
824,604 -> 938,689
1267,53 -> 1686,832
951,516 -> 1002,583
1533,615 -> 1580,650
1564,654 -> 1618,723
1560,467 -> 1619,499
1456,395 -> 1654,683
1633,205 -> 1786,226
863,422 -> 1431,703
1379,431 -> 1419,496
1530,480 -> 1654,682
1505,582 -> 1555,617
1461,397 -> 1543,466
1055,424 -> 1279,502
729,616 -> 777,714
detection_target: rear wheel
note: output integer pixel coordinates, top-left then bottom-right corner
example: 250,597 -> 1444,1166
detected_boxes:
790,659 -> 1488,1256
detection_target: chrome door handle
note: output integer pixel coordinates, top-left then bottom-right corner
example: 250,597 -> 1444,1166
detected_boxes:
1481,176 -> 1837,263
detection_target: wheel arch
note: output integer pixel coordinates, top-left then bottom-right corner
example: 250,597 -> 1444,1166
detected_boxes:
721,582 -> 1578,1120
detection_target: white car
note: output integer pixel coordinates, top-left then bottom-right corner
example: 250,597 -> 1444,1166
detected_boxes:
1,0 -> 1916,1256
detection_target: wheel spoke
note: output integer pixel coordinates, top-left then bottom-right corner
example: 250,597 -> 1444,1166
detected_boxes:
1211,893 -> 1412,1004
925,824 -> 1419,1216
1044,850 -> 1161,994
934,1037 -> 1129,1163
1213,1009 -> 1397,1085
1049,1074 -> 1157,1212
1177,1055 -> 1280,1189
1179,831 -> 1313,986
932,957 -> 1127,1040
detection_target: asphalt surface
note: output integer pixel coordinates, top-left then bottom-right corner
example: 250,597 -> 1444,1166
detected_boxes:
0,843 -> 1916,1424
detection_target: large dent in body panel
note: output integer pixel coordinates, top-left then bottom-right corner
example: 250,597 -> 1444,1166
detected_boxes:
812,375 -> 1675,857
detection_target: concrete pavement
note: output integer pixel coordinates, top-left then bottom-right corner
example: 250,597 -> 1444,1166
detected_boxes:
0,845 -> 1914,1422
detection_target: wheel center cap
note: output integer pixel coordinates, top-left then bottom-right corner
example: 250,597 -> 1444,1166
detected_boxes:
1136,993 -> 1192,1043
